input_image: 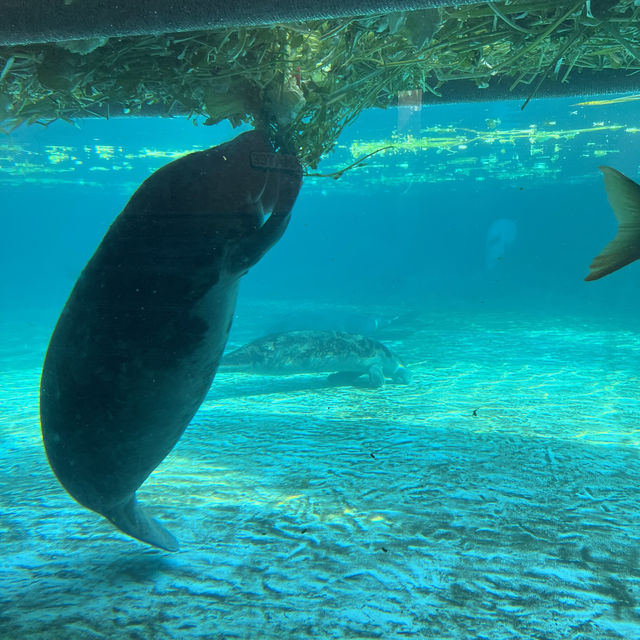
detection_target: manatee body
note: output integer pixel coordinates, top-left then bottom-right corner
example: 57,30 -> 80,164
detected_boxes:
220,330 -> 412,387
40,130 -> 302,551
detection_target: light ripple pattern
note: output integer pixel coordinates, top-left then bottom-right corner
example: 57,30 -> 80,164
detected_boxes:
1,308 -> 639,639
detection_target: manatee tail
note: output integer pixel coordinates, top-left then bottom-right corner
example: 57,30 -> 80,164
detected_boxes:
104,495 -> 179,552
585,166 -> 640,281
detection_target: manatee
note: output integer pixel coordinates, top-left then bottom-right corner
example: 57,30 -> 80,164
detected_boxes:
40,130 -> 302,550
219,330 -> 412,387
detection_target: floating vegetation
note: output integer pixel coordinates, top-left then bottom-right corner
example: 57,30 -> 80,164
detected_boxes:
0,0 -> 638,167
574,93 -> 640,106
1,118 -> 637,192
349,123 -> 628,157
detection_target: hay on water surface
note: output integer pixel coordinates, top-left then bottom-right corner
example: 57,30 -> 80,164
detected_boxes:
0,0 -> 638,167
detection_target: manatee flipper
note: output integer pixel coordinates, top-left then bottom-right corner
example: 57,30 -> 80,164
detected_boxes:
104,495 -> 179,552
367,365 -> 385,388
585,166 -> 640,281
228,161 -> 302,273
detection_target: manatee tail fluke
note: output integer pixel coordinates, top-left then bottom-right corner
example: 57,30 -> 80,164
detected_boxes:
585,166 -> 640,281
105,495 -> 179,552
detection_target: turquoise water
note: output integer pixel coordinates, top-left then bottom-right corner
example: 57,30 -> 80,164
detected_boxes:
1,97 -> 640,638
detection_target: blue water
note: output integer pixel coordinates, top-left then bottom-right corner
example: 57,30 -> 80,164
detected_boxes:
2,96 -> 640,638
3,96 -> 640,322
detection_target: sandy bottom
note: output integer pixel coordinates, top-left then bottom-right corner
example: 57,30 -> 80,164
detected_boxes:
1,305 -> 639,639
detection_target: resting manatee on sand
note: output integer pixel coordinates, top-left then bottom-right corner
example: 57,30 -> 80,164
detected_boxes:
585,166 -> 640,281
40,130 -> 302,551
219,330 -> 412,387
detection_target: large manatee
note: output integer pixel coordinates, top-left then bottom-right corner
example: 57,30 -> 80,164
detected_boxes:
40,130 -> 302,550
220,330 -> 412,387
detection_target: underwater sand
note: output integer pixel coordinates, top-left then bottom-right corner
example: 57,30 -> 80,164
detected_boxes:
1,304 -> 639,639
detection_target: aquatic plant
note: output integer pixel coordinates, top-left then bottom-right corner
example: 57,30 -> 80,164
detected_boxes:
0,1 -> 638,167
